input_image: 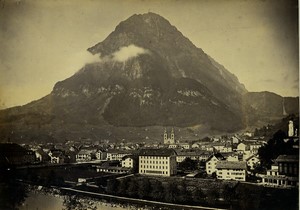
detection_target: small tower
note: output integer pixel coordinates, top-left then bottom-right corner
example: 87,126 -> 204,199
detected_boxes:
288,120 -> 294,137
170,128 -> 175,144
164,128 -> 168,144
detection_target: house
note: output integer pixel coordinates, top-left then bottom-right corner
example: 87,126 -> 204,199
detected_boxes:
216,161 -> 247,181
121,155 -> 138,168
261,155 -> 299,187
139,148 -> 177,176
224,153 -> 240,162
191,143 -> 200,148
96,149 -> 107,160
168,143 -> 190,150
237,142 -> 249,152
106,149 -> 131,161
231,136 -> 239,144
205,153 -> 225,175
249,142 -> 263,154
76,148 -> 97,162
34,149 -> 50,163
246,155 -> 260,170
48,149 -> 67,164
168,144 -> 178,149
212,143 -> 225,152
176,150 -> 212,163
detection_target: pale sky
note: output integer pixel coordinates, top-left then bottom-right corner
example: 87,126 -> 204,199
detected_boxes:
0,0 -> 298,109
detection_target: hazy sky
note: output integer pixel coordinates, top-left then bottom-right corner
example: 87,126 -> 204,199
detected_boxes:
0,0 -> 298,109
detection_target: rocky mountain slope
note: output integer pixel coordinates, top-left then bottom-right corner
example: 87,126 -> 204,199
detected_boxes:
0,13 -> 298,143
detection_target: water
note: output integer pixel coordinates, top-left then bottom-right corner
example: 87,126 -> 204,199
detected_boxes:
19,191 -> 131,210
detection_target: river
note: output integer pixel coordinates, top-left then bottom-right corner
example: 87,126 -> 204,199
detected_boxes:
18,191 -> 136,210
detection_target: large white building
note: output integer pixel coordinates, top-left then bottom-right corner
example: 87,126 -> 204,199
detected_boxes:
216,161 -> 247,181
261,155 -> 299,187
139,148 -> 177,176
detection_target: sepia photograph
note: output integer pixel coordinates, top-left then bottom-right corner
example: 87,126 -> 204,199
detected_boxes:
0,0 -> 299,209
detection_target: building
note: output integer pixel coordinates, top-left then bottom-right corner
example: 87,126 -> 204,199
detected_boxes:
237,142 -> 249,152
205,153 -> 225,175
48,149 -> 67,164
216,161 -> 247,181
106,149 -> 131,161
288,120 -> 294,137
246,155 -> 260,170
168,143 -> 190,150
121,155 -> 138,169
0,143 -> 36,165
176,150 -> 212,163
261,155 -> 299,187
164,128 -> 175,144
96,149 -> 107,160
76,148 -> 97,162
139,148 -> 177,176
34,149 -> 50,163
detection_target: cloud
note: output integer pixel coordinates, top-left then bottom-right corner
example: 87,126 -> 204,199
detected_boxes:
73,44 -> 149,74
112,44 -> 150,62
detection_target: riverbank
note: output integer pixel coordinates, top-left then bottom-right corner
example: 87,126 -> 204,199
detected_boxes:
19,185 -> 160,210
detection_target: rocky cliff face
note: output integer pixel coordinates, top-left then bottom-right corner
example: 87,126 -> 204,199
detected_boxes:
0,13 -> 297,143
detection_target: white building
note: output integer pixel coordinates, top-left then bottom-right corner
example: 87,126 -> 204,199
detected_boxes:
288,120 -> 294,137
216,161 -> 247,181
121,155 -> 137,168
205,153 -> 225,175
261,155 -> 299,187
237,142 -> 249,152
139,148 -> 177,177
76,148 -> 97,162
176,150 -> 212,163
246,155 -> 260,170
106,149 -> 131,161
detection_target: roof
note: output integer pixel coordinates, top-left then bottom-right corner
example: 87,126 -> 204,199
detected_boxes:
175,150 -> 212,156
245,155 -> 259,161
107,149 -> 131,154
276,155 -> 299,163
0,143 -> 34,157
139,148 -> 177,157
216,161 -> 247,170
77,149 -> 97,155
122,154 -> 138,161
206,153 -> 225,162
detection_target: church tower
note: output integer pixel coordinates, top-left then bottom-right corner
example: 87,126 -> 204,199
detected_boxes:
170,128 -> 175,144
164,128 -> 168,144
288,120 -> 294,137
163,128 -> 175,144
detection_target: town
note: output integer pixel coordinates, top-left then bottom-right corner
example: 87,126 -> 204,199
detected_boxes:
0,119 -> 299,210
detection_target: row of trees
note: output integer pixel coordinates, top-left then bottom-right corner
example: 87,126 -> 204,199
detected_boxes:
105,177 -> 230,207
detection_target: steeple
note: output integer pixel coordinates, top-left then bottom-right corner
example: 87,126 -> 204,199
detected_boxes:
170,127 -> 175,144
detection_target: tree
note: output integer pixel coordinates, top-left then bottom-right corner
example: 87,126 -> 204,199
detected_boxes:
117,179 -> 128,196
127,179 -> 138,197
258,129 -> 297,168
150,180 -> 164,201
176,181 -> 188,203
106,179 -> 119,195
164,182 -> 177,203
178,157 -> 197,171
137,178 -> 151,199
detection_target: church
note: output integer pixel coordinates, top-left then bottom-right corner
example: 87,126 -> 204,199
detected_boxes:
163,128 -> 175,144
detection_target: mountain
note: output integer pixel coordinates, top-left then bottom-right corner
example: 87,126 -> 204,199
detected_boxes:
0,13 -> 298,143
